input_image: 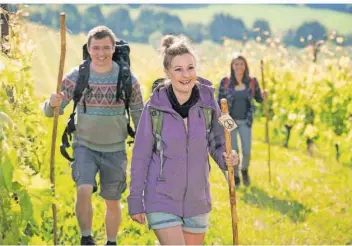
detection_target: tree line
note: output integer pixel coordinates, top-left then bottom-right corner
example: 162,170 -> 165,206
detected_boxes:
14,4 -> 352,47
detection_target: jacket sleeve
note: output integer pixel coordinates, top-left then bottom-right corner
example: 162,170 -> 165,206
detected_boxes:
127,102 -> 154,215
207,101 -> 227,171
253,77 -> 264,103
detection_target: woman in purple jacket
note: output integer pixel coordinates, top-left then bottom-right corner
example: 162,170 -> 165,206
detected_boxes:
127,35 -> 239,245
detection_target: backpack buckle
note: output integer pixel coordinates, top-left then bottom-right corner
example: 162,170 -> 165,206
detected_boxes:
158,175 -> 166,181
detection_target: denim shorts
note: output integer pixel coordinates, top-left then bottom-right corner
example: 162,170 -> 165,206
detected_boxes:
70,143 -> 127,200
146,212 -> 210,233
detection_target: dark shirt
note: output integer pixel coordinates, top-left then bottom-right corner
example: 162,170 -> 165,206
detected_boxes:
217,76 -> 263,127
230,88 -> 249,120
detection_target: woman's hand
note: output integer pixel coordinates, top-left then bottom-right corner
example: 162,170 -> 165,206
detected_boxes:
223,150 -> 239,167
130,213 -> 146,224
261,89 -> 268,101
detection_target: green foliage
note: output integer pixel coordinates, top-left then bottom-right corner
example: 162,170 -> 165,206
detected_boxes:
0,10 -> 52,245
260,53 -> 352,155
82,5 -> 105,33
209,13 -> 247,43
184,23 -> 208,43
250,19 -> 271,43
154,11 -> 183,35
131,8 -> 156,43
62,4 -> 82,34
28,11 -> 42,23
293,21 -> 327,48
42,7 -> 61,29
344,33 -> 352,45
132,7 -> 184,43
106,7 -> 134,40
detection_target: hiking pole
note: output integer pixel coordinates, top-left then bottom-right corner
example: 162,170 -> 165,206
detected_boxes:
50,13 -> 66,245
260,59 -> 271,183
220,98 -> 239,245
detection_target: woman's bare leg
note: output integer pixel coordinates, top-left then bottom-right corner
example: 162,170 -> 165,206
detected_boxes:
183,231 -> 206,245
154,225 -> 186,245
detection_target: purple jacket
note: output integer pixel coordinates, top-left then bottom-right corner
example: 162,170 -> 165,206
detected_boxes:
197,76 -> 213,87
127,82 -> 227,218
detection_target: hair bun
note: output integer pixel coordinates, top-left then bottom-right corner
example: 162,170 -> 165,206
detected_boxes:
161,35 -> 175,51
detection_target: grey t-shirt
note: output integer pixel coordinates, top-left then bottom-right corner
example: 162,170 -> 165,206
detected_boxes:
230,88 -> 249,120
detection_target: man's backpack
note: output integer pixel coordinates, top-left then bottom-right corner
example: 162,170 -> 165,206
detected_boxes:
149,78 -> 213,180
60,40 -> 134,162
224,77 -> 256,98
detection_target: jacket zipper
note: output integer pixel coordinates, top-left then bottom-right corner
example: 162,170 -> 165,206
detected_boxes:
182,110 -> 190,216
152,103 -> 214,216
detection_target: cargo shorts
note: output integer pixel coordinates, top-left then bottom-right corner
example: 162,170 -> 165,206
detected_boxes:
70,143 -> 127,200
146,212 -> 210,233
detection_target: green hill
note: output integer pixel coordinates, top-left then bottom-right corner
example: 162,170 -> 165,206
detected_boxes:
106,4 -> 352,36
27,4 -> 352,37
166,4 -> 352,35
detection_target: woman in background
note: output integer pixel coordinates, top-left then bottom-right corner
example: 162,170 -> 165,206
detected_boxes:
218,54 -> 266,187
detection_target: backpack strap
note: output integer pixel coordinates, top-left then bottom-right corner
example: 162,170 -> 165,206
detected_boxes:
150,108 -> 165,181
73,60 -> 91,113
60,60 -> 91,162
150,108 -> 163,151
115,58 -> 135,141
202,107 -> 212,135
224,77 -> 230,92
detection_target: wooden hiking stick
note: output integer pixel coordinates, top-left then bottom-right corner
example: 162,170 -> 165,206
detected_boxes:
260,59 -> 271,183
50,13 -> 66,245
220,98 -> 239,245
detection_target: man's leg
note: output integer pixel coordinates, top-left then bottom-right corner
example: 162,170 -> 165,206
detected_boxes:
104,199 -> 122,244
99,150 -> 127,244
71,144 -> 99,244
76,185 -> 94,236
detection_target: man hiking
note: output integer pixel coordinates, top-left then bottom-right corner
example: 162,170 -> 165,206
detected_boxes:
43,26 -> 144,245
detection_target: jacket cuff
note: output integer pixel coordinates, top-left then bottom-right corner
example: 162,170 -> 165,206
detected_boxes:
43,100 -> 55,117
127,196 -> 145,215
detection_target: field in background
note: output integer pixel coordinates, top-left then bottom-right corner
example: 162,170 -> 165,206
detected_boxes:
27,22 -> 352,159
71,4 -> 352,36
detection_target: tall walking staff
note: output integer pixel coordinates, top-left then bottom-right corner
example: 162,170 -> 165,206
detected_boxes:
220,98 -> 239,245
50,12 -> 66,245
260,59 -> 271,183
